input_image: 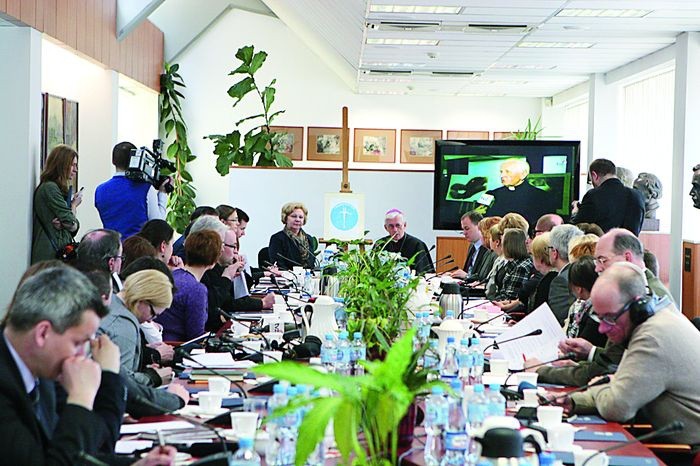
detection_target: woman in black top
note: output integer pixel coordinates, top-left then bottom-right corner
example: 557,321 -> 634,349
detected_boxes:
268,202 -> 317,269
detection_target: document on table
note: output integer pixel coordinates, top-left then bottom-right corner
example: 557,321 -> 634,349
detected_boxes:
181,352 -> 256,369
120,420 -> 194,435
492,303 -> 566,370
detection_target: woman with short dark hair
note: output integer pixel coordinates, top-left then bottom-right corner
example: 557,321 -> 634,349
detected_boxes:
493,228 -> 533,301
566,256 -> 606,347
155,230 -> 222,341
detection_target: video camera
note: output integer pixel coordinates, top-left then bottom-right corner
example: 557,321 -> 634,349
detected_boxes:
125,139 -> 176,193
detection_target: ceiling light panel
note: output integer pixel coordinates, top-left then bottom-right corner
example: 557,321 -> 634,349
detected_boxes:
369,4 -> 462,14
518,41 -> 594,48
556,9 -> 652,18
366,38 -> 439,45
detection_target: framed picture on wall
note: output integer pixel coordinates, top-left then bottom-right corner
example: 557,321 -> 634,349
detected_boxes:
307,126 -> 342,161
269,126 -> 303,161
446,130 -> 489,140
400,129 -> 442,164
353,128 -> 396,163
42,93 -> 65,168
64,100 -> 79,151
493,131 -> 515,140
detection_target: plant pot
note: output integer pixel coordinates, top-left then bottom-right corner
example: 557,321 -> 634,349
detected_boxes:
397,402 -> 418,447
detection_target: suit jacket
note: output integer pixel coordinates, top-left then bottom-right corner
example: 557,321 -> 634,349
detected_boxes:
571,178 -> 645,235
465,245 -> 496,284
548,263 -> 575,325
0,333 -> 125,465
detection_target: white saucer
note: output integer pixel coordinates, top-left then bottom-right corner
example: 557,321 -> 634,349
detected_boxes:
178,405 -> 228,418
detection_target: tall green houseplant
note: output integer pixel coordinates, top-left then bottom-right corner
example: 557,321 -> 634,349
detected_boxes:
159,62 -> 197,233
206,45 -> 292,172
256,330 -> 437,466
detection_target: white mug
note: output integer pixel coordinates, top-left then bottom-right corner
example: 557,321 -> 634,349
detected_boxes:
198,391 -> 223,413
522,388 -> 539,406
230,412 -> 259,440
515,372 -> 539,386
208,377 -> 231,395
490,358 -> 509,376
537,405 -> 563,426
546,423 -> 577,451
574,449 -> 609,466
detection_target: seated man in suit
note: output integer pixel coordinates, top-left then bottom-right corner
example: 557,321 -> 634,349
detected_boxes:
450,211 -> 495,284
0,266 -> 126,465
376,208 -> 435,274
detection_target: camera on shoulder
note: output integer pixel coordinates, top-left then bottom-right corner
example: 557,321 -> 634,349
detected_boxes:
125,139 -> 176,193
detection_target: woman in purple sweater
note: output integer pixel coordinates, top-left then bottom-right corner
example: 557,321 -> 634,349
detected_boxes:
156,230 -> 222,341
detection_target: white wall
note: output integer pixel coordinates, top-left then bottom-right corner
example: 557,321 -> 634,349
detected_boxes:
0,27 -> 42,309
176,9 -> 543,259
117,75 -> 160,147
42,38 -> 118,235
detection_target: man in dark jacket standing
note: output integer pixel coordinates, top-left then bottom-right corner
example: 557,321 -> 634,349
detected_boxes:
571,158 -> 645,235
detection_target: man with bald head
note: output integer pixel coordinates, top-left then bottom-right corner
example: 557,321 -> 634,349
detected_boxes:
534,214 -> 563,237
558,265 -> 700,447
485,158 -> 557,227
377,209 -> 434,274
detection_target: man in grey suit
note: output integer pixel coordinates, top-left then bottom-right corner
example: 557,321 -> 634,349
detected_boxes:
547,224 -> 583,325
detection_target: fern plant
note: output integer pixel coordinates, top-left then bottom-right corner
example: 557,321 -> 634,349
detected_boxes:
159,62 -> 196,233
206,45 -> 292,173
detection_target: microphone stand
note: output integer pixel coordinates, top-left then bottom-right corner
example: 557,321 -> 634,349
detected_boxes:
473,311 -> 508,333
581,421 -> 684,466
482,329 -> 543,353
538,376 -> 611,405
502,352 -> 576,386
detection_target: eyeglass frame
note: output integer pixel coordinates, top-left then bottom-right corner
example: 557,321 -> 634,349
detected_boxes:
598,299 -> 634,326
594,254 -> 620,266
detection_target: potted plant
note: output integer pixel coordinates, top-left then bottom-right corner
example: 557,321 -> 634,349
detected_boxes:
255,329 -> 438,466
334,245 -> 420,356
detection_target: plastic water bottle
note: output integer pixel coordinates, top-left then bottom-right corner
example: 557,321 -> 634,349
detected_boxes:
467,384 -> 487,430
335,303 -> 347,331
440,336 -> 459,381
442,379 -> 468,466
420,312 -> 432,341
424,386 -> 448,466
321,334 -> 336,373
445,310 -> 455,321
265,384 -> 288,463
487,384 -> 506,418
350,332 -> 366,376
456,338 -> 473,386
335,331 -> 352,376
424,339 -> 440,372
230,437 -> 261,466
469,338 -> 484,385
303,270 -> 313,295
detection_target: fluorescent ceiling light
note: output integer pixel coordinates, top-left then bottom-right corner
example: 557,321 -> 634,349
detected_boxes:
366,38 -> 439,45
370,5 -> 462,14
518,41 -> 594,48
491,64 -> 557,70
556,9 -> 651,18
362,62 -> 426,67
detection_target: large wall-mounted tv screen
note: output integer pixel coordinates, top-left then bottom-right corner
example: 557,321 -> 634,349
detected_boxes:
433,140 -> 580,231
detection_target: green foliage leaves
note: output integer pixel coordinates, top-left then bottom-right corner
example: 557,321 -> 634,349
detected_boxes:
159,62 -> 196,233
254,330 -> 435,466
205,45 -> 292,171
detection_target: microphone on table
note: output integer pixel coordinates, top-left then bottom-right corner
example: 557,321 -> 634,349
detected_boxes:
581,421 -> 684,466
503,352 -> 577,387
538,375 -> 611,406
483,328 -> 543,353
274,252 -> 304,268
175,347 -> 248,399
473,311 -> 508,333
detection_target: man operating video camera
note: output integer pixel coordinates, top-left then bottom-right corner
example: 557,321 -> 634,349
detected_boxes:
95,141 -> 174,239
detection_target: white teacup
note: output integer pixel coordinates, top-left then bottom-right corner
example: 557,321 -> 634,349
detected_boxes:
198,391 -> 223,413
522,388 -> 539,406
230,412 -> 259,439
537,405 -> 563,426
490,358 -> 509,376
547,423 -> 577,451
574,449 -> 609,466
515,372 -> 539,386
208,377 -> 231,395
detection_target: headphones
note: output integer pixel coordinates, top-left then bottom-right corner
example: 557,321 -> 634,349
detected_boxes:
609,262 -> 656,324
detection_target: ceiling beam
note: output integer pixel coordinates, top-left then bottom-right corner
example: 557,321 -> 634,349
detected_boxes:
117,0 -> 165,41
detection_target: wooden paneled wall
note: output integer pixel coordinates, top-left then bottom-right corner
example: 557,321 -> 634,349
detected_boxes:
436,236 -> 469,273
0,0 -> 163,91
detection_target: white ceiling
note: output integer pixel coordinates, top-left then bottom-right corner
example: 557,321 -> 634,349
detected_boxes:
149,0 -> 700,97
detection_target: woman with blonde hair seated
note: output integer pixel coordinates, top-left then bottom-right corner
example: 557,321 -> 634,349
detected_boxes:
268,202 -> 317,269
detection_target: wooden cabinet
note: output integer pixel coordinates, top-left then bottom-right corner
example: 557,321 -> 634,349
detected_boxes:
436,236 -> 469,273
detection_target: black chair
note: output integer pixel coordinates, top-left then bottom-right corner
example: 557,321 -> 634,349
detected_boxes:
258,247 -> 270,269
692,317 -> 700,332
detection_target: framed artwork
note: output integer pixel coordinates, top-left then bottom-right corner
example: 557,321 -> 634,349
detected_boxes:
43,93 -> 65,168
269,126 -> 303,161
323,193 -> 365,241
493,131 -> 515,140
353,128 -> 396,163
307,126 -> 342,161
446,130 -> 489,140
400,129 -> 442,164
64,100 -> 79,151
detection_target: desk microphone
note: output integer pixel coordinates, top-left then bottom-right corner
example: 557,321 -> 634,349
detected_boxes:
274,252 -> 304,268
175,348 -> 248,399
538,375 -> 611,405
581,421 -> 684,466
483,329 -> 543,353
503,352 -> 577,386
473,311 -> 508,332
283,335 -> 322,360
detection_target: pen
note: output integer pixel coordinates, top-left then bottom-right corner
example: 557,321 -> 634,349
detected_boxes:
522,353 -> 527,363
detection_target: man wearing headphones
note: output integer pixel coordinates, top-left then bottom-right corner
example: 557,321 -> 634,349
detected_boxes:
561,264 -> 700,446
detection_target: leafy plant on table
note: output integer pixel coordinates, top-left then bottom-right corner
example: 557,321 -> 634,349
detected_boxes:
335,243 -> 420,355
255,329 -> 438,466
206,45 -> 292,172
